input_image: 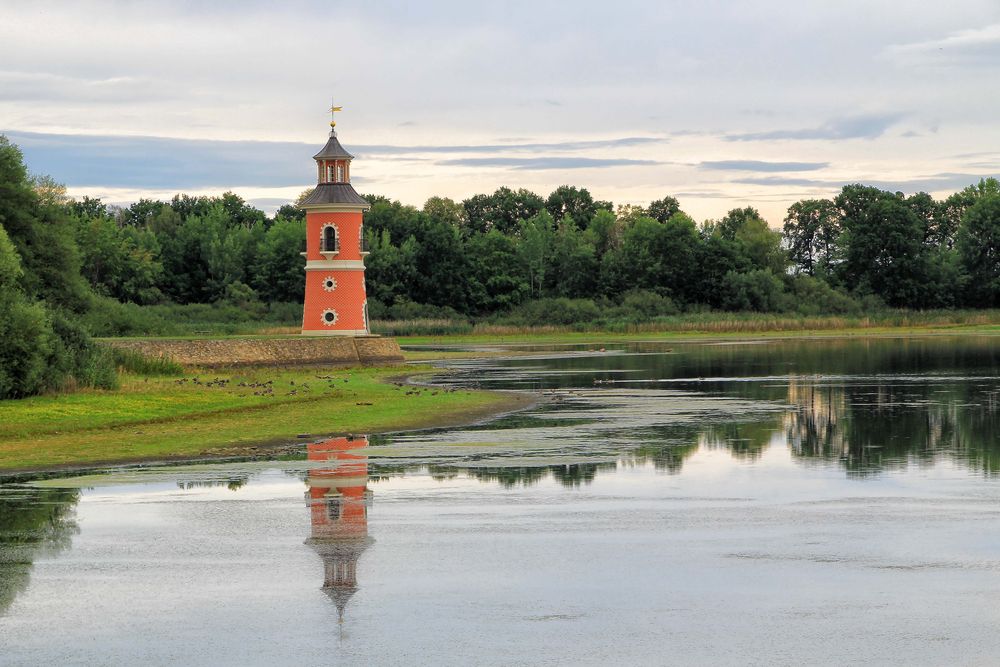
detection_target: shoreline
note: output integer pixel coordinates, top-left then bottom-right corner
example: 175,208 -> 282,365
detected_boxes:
398,323 -> 1000,348
0,387 -> 537,481
0,366 -> 536,476
7,326 -> 1000,477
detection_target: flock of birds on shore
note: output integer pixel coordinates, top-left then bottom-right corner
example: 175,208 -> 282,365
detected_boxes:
171,374 -> 456,402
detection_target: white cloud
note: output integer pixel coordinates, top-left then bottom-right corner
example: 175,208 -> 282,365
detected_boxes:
0,70 -> 167,104
3,1 -> 1000,224
883,22 -> 1000,67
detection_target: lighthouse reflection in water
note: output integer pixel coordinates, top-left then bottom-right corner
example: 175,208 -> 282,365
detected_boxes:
304,435 -> 373,623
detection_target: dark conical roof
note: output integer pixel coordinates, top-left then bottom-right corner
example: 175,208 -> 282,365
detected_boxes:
307,536 -> 375,623
313,131 -> 354,160
325,585 -> 358,623
299,183 -> 370,208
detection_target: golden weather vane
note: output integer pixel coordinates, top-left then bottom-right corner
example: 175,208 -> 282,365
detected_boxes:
330,99 -> 343,128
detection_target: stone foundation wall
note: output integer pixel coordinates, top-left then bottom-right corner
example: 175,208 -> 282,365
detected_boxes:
104,336 -> 404,368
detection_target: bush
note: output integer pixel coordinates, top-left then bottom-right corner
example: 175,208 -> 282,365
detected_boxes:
366,298 -> 388,320
368,300 -> 471,336
80,298 -> 303,337
50,312 -> 119,390
786,275 -> 861,315
110,348 -> 183,376
81,296 -> 171,337
0,225 -> 64,397
618,289 -> 679,318
266,301 -> 303,324
370,319 -> 474,336
383,299 -> 465,321
220,281 -> 263,312
503,298 -> 602,326
75,345 -> 120,390
0,295 -> 57,398
0,300 -> 117,398
719,269 -> 787,312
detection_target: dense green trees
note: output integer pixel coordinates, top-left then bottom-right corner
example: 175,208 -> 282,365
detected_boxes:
462,187 -> 545,235
0,138 -> 116,398
957,194 -> 1000,307
837,186 -> 928,306
782,199 -> 839,277
5,131 -> 999,326
647,196 -> 681,224
252,217 -> 306,302
0,147 -> 90,313
545,185 -> 598,228
71,199 -> 163,304
0,226 -> 57,398
361,187 -> 800,315
5,130 -> 1000,398
778,179 -> 1000,309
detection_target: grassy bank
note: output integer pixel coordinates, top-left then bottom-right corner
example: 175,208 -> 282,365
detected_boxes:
395,311 -> 1000,347
0,365 -> 525,473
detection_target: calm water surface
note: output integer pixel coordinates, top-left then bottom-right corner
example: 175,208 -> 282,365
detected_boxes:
4,336 -> 1000,665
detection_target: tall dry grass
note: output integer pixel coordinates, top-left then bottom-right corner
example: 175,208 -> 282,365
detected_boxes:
371,319 -> 474,336
466,310 -> 1000,337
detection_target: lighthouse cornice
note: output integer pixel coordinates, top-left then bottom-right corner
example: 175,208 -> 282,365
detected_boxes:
301,203 -> 371,213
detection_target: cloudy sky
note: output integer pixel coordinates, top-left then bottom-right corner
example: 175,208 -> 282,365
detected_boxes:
2,0 -> 999,223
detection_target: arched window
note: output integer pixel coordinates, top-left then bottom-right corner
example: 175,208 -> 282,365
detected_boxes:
327,165 -> 335,182
323,226 -> 339,252
336,164 -> 344,182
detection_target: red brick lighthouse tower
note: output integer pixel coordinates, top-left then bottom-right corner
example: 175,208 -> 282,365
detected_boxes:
300,105 -> 371,335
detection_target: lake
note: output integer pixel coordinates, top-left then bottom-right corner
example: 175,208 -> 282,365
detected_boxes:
4,336 -> 1000,665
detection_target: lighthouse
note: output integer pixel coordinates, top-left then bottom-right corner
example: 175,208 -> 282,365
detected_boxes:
304,436 -> 373,623
300,105 -> 371,335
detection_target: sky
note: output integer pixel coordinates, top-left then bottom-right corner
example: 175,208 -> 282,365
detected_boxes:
2,0 -> 999,224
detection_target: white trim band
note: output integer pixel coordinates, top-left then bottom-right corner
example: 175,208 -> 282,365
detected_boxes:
301,329 -> 371,336
305,260 -> 367,270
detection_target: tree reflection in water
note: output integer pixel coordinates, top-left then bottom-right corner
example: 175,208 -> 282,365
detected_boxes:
785,377 -> 1000,476
410,339 -> 1000,485
0,486 -> 80,616
463,462 -> 618,489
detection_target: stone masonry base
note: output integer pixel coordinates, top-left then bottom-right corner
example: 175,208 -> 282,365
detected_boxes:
104,336 -> 405,368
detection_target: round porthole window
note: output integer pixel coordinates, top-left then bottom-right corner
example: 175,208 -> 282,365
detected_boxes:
321,309 -> 339,326
323,276 -> 337,292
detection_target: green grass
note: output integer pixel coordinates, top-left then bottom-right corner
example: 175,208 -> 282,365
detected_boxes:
0,365 -> 524,472
396,311 -> 1000,347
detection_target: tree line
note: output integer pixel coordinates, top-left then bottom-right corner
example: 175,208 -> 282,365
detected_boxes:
47,178 -> 1000,318
3,131 -> 1000,396
365,179 -> 1000,318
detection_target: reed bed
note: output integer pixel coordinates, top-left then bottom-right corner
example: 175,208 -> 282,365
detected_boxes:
462,310 -> 1000,337
371,318 -> 474,336
110,348 -> 184,375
